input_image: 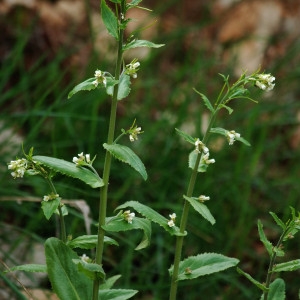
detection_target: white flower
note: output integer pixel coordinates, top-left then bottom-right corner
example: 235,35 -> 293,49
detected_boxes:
199,195 -> 210,202
123,210 -> 135,224
226,130 -> 240,145
93,69 -> 107,87
195,139 -> 209,154
81,254 -> 90,263
43,193 -> 59,202
168,219 -> 175,227
168,212 -> 176,227
129,126 -> 142,142
255,74 -> 275,91
73,152 -> 91,166
169,213 -> 176,220
125,60 -> 140,78
201,153 -> 215,165
8,158 -> 28,179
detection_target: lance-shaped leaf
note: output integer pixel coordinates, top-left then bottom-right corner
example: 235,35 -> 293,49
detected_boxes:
258,220 -> 273,257
183,195 -> 215,225
219,103 -> 233,114
272,259 -> 300,272
193,88 -> 215,113
103,217 -> 151,250
175,128 -> 195,145
98,289 -> 138,300
33,156 -> 104,188
237,267 -> 268,292
7,264 -> 47,273
103,143 -> 147,180
41,196 -> 61,220
101,0 -> 119,40
210,127 -> 251,146
123,40 -> 164,51
116,201 -> 186,237
68,78 -> 97,99
67,234 -> 118,249
267,278 -> 285,300
169,253 -> 239,281
45,237 -> 93,300
269,212 -> 286,231
100,275 -> 121,290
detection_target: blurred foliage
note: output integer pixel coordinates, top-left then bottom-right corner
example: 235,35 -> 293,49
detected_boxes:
1,0 -> 300,299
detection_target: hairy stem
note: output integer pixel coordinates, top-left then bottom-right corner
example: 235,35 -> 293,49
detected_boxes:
92,3 -> 125,299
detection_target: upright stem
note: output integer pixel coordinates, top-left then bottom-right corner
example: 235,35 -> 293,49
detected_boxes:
92,3 -> 125,299
263,227 -> 288,300
169,113 -> 217,300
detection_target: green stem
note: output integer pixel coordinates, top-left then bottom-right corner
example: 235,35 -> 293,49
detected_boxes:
92,3 -> 125,299
263,226 -> 289,300
169,113 -> 217,300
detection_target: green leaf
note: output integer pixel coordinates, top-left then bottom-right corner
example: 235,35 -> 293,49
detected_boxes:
183,195 -> 215,225
258,220 -> 273,257
193,88 -> 215,113
67,235 -> 118,249
98,289 -> 138,300
106,73 -> 131,100
45,237 -> 92,300
33,156 -> 104,188
68,78 -> 97,99
72,259 -> 105,280
272,259 -> 300,272
127,0 -> 143,8
123,39 -> 164,51
103,143 -> 147,180
41,197 -> 61,220
103,217 -> 151,250
116,201 -> 185,237
169,253 -> 239,281
237,267 -> 268,292
267,278 -> 285,300
175,128 -> 195,145
101,0 -> 119,40
100,275 -> 121,290
269,212 -> 286,230
188,151 -> 208,173
117,73 -> 131,100
7,264 -> 47,273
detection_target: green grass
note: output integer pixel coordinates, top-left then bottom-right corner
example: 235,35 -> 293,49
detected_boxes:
1,2 -> 300,299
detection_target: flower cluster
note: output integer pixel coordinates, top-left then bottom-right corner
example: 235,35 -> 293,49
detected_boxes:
123,210 -> 135,224
125,59 -> 140,79
73,152 -> 91,166
168,213 -> 176,228
8,158 -> 28,179
129,126 -> 142,142
92,70 -> 107,87
194,139 -> 209,154
43,193 -> 60,202
198,195 -> 210,203
226,130 -> 241,145
253,73 -> 275,91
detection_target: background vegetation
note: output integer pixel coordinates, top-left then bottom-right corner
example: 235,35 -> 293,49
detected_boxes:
1,0 -> 299,299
